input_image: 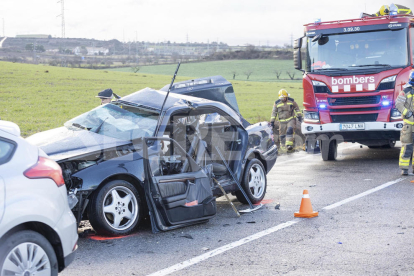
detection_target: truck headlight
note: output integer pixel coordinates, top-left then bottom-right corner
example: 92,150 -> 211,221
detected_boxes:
312,80 -> 330,93
304,110 -> 320,123
380,75 -> 397,83
378,75 -> 396,91
391,108 -> 402,120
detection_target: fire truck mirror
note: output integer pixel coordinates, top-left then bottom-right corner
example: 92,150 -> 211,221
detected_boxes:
294,49 -> 302,71
294,37 -> 303,49
318,36 -> 329,46
312,34 -> 322,42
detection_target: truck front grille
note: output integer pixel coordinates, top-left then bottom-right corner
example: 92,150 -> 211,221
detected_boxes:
329,107 -> 381,112
331,114 -> 378,123
328,96 -> 380,106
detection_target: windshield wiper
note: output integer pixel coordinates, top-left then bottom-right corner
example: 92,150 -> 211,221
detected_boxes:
351,64 -> 391,67
95,117 -> 108,134
314,68 -> 349,71
72,123 -> 90,130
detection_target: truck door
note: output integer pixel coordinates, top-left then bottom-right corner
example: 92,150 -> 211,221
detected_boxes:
142,137 -> 216,233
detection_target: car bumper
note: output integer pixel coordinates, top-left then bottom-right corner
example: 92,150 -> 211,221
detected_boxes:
54,208 -> 78,266
301,121 -> 403,142
302,121 -> 403,134
64,247 -> 77,268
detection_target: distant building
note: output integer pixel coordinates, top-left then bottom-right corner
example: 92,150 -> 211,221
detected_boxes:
73,46 -> 109,56
16,34 -> 51,39
87,47 -> 109,55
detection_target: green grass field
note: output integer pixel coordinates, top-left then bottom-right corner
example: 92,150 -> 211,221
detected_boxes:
110,60 -> 300,82
0,61 -> 303,137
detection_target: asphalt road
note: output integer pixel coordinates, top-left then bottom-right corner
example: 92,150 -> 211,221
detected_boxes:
60,143 -> 414,276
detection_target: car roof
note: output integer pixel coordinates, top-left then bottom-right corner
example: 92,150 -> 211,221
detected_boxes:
118,87 -> 222,112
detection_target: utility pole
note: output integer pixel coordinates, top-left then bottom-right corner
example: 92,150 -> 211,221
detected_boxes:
135,31 -> 138,64
2,18 -> 4,37
57,0 -> 65,38
290,33 -> 293,49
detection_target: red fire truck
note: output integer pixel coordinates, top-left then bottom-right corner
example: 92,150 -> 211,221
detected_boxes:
294,14 -> 414,160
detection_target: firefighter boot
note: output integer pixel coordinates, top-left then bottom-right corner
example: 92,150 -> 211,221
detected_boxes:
401,169 -> 408,176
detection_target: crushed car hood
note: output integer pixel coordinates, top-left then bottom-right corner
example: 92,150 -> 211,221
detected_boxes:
26,127 -> 130,161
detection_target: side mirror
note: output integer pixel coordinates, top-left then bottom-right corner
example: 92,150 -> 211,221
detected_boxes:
294,49 -> 302,71
293,36 -> 305,72
293,37 -> 302,49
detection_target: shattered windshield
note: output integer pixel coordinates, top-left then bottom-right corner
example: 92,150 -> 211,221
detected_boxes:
307,29 -> 408,72
64,103 -> 159,141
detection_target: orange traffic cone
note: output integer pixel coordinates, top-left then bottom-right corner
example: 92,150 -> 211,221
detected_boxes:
294,190 -> 318,218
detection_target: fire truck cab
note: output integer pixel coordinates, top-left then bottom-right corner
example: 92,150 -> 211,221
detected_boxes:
294,14 -> 414,160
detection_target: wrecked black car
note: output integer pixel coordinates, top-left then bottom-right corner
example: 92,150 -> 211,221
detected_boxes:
27,76 -> 277,236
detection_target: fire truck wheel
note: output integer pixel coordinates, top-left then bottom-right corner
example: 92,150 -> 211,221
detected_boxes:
321,139 -> 337,161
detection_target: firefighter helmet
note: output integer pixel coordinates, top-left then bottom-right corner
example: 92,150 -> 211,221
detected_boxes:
379,5 -> 390,15
278,89 -> 288,99
409,70 -> 414,86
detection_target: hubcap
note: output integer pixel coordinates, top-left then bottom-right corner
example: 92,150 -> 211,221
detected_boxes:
1,242 -> 51,276
103,186 -> 138,231
248,164 -> 265,199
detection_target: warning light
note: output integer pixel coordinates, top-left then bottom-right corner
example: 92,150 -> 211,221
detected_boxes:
382,101 -> 390,106
319,104 -> 327,109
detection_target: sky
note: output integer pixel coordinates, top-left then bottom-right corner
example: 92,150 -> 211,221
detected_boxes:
0,0 -> 413,46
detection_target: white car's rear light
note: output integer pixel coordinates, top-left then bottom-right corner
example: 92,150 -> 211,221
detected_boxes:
24,157 -> 65,187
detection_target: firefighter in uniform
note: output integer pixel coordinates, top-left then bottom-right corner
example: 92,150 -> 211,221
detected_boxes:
396,71 -> 414,175
270,89 -> 302,152
96,88 -> 120,105
375,4 -> 412,16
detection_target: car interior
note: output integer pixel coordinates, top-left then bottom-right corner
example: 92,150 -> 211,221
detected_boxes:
154,108 -> 244,184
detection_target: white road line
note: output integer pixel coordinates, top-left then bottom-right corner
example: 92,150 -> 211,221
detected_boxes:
322,178 -> 404,210
147,220 -> 299,276
147,177 -> 404,276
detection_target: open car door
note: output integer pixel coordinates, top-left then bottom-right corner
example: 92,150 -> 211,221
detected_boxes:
143,137 -> 216,233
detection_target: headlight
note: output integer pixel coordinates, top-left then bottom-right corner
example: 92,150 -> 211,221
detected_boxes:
312,80 -> 326,86
381,75 -> 397,83
304,110 -> 320,123
67,193 -> 79,209
312,80 -> 330,93
391,108 -> 402,120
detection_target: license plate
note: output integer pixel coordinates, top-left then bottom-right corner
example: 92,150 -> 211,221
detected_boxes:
340,123 -> 365,130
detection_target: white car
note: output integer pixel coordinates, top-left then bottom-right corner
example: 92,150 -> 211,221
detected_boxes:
0,121 -> 78,276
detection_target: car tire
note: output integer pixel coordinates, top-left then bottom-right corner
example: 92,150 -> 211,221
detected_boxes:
235,158 -> 267,204
0,230 -> 58,276
88,180 -> 142,236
